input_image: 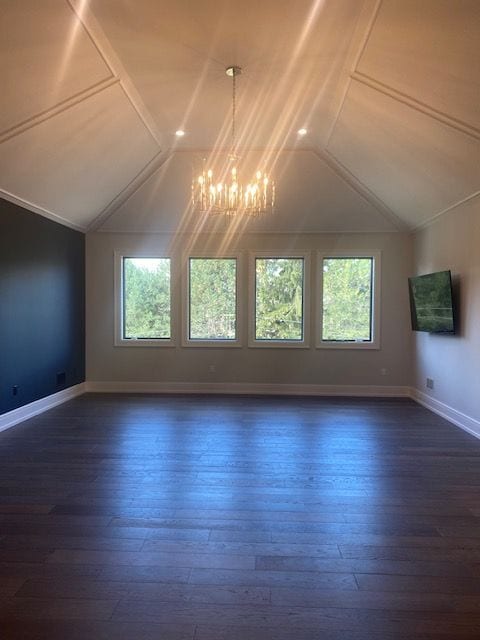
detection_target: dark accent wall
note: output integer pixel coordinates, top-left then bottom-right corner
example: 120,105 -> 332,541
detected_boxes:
0,198 -> 85,414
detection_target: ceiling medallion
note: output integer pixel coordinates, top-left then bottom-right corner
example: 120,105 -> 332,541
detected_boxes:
192,66 -> 275,217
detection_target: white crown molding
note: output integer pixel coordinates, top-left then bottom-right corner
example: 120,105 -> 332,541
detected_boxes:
411,191 -> 480,233
0,190 -> 87,232
324,0 -> 383,149
349,0 -> 480,140
316,0 -> 410,234
67,0 -> 163,149
0,77 -> 118,145
87,149 -> 173,232
320,0 -> 479,235
411,388 -> 480,441
351,72 -> 480,141
85,380 -> 411,397
351,0 -> 384,73
313,148 -> 408,232
0,383 -> 86,434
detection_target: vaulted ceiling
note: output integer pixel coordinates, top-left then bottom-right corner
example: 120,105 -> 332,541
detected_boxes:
1,0 -> 479,233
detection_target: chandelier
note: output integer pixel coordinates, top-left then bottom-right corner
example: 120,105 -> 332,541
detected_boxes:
191,66 -> 275,216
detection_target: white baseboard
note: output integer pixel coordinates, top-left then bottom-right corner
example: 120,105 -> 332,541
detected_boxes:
0,383 -> 86,433
410,388 -> 480,440
85,380 -> 411,397
2,382 -> 478,443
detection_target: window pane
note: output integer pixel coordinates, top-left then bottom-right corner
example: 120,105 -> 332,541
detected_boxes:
189,258 -> 236,340
255,258 -> 304,341
123,258 -> 171,339
322,257 -> 373,341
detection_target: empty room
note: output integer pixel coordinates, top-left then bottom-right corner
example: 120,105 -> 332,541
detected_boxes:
1,0 -> 480,638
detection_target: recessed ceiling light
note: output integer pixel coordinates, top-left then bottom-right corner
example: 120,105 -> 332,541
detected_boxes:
175,129 -> 185,137
297,128 -> 308,136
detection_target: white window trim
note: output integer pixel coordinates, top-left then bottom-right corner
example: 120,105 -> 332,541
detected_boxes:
114,252 -> 176,347
248,252 -> 311,349
182,253 -> 243,348
317,251 -> 381,350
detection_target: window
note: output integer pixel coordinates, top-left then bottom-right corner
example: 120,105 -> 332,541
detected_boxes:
115,251 -> 380,350
252,256 -> 308,345
187,258 -> 238,343
319,254 -> 380,349
116,256 -> 173,346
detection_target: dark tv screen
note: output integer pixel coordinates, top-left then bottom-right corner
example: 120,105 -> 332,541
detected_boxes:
408,270 -> 455,333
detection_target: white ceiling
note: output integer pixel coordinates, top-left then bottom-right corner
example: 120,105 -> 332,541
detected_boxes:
0,0 -> 479,233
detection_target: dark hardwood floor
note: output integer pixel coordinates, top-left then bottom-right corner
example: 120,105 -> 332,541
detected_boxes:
0,393 -> 480,639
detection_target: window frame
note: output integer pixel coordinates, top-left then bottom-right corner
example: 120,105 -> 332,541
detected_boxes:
248,252 -> 311,349
114,252 -> 175,348
182,253 -> 243,348
317,251 -> 381,350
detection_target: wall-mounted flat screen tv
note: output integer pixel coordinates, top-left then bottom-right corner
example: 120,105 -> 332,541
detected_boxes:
408,270 -> 455,333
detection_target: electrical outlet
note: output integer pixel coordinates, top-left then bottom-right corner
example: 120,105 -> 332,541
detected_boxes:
426,377 -> 434,390
12,385 -> 18,396
209,364 -> 216,373
56,371 -> 66,386
380,368 -> 388,376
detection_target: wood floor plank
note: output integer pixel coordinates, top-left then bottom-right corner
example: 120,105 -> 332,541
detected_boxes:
47,549 -> 255,570
270,531 -> 476,545
97,565 -> 192,583
142,539 -> 342,558
0,620 -> 194,640
0,561 -> 103,579
0,534 -> 145,551
193,625 -> 480,640
0,596 -> 118,620
16,577 -> 271,606
0,505 -> 54,514
255,555 -> 475,577
339,543 -> 480,562
356,573 -> 480,594
270,586 -> 480,612
189,567 -> 358,590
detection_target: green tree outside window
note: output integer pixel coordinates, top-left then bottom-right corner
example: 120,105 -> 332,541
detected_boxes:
322,257 -> 372,341
123,258 -> 171,339
255,258 -> 304,340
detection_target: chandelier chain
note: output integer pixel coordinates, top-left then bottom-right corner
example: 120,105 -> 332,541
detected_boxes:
232,69 -> 236,155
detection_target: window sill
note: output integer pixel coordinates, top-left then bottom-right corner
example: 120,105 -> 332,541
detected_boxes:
114,339 -> 175,348
182,339 -> 242,348
249,340 -> 310,349
317,341 -> 380,350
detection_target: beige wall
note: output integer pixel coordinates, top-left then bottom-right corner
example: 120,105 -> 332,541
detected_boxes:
86,231 -> 412,388
412,197 -> 480,423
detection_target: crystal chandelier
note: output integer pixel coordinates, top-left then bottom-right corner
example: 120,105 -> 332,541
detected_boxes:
192,66 -> 275,216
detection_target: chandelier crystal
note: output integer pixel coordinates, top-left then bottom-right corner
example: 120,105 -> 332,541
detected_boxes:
191,66 -> 275,217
